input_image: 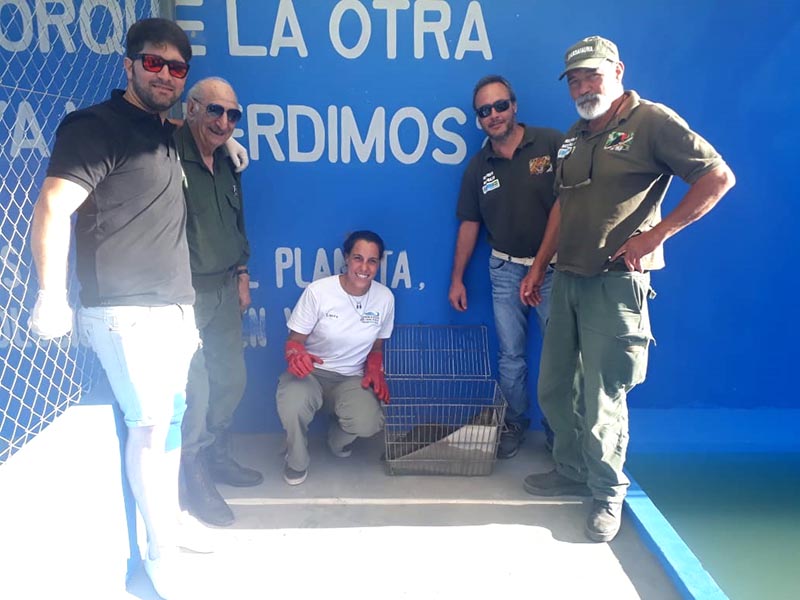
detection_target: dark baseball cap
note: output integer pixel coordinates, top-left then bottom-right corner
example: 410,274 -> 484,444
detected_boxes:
559,36 -> 619,80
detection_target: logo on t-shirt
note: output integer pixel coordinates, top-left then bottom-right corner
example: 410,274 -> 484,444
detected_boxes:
529,155 -> 553,175
361,311 -> 380,325
604,131 -> 634,152
325,311 -> 339,319
482,171 -> 500,194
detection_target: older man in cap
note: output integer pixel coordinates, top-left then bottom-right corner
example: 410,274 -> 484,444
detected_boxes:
520,36 -> 735,542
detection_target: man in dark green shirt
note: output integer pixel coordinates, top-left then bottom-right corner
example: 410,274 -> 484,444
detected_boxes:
520,36 -> 735,543
176,77 -> 262,527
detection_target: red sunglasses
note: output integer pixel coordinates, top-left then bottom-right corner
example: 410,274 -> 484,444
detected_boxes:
132,53 -> 190,79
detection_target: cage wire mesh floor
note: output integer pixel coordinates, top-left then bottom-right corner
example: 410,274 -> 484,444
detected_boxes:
383,325 -> 507,476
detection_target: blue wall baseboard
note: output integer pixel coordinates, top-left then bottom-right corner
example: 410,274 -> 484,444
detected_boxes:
624,474 -> 728,600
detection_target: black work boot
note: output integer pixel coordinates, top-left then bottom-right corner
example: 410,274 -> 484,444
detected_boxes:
180,452 -> 235,527
207,430 -> 264,487
585,499 -> 623,542
497,421 -> 526,459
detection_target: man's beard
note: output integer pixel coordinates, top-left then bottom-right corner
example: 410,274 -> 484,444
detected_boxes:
131,74 -> 180,113
485,115 -> 516,142
575,92 -> 613,120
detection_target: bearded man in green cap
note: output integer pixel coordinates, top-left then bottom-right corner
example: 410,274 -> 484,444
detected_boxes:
520,36 -> 735,543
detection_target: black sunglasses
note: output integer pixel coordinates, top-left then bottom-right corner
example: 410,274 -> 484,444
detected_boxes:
132,53 -> 190,79
192,98 -> 243,124
475,98 -> 512,119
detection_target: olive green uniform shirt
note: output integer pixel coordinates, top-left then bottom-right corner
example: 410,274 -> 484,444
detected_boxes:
175,126 -> 250,291
555,90 -> 725,276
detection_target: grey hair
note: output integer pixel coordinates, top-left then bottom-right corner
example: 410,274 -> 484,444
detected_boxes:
186,76 -> 235,105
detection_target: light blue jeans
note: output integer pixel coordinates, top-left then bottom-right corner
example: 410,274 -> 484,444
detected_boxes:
79,304 -> 200,450
488,256 -> 554,426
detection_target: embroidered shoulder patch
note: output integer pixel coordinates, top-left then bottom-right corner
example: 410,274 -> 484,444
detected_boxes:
604,131 -> 634,152
529,155 -> 553,175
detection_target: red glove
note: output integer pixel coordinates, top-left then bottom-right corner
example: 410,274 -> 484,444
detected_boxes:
285,340 -> 323,378
361,351 -> 390,404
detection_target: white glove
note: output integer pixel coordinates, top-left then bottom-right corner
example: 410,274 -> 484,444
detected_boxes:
29,289 -> 73,339
224,137 -> 249,173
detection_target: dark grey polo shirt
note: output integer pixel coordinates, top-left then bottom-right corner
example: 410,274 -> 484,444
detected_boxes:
47,90 -> 194,307
456,124 -> 563,258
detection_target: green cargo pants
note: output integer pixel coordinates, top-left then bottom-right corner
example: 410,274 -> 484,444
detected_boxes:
538,270 -> 653,501
182,272 -> 247,455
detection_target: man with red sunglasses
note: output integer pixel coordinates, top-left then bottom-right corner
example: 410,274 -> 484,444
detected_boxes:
175,77 -> 262,528
449,75 -> 563,460
30,18 -> 205,600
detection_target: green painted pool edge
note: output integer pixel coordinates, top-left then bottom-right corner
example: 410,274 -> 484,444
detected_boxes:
623,471 -> 728,600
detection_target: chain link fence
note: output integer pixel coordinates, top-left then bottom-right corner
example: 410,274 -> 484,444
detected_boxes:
0,0 -> 174,464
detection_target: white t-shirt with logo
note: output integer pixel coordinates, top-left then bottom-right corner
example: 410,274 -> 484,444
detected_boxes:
287,275 -> 395,376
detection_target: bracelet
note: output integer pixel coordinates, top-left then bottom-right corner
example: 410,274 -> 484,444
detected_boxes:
236,268 -> 249,276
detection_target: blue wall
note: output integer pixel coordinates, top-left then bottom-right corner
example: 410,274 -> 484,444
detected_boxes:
171,0 -> 799,432
3,1 -> 796,439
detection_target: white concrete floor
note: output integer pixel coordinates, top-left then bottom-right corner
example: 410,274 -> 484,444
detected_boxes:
126,432 -> 681,600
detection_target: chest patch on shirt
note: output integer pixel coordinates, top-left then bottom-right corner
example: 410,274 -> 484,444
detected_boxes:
604,131 -> 634,152
557,137 -> 577,159
529,155 -> 553,175
361,311 -> 381,325
482,171 -> 500,194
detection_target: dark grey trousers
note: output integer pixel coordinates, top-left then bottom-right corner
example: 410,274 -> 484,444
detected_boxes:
182,273 -> 246,456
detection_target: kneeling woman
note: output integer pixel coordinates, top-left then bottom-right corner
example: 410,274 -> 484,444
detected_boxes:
276,231 -> 395,485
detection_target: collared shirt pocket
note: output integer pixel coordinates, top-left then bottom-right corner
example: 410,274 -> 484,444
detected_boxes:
225,189 -> 242,211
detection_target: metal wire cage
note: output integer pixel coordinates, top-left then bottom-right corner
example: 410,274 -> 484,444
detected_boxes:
384,324 -> 492,379
383,325 -> 507,476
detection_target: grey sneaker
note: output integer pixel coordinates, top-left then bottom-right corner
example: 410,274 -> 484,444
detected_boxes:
497,422 -> 525,459
585,499 -> 623,542
283,463 -> 307,486
523,469 -> 592,497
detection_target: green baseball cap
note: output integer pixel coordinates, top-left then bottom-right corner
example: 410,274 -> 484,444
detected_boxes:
559,36 -> 619,80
